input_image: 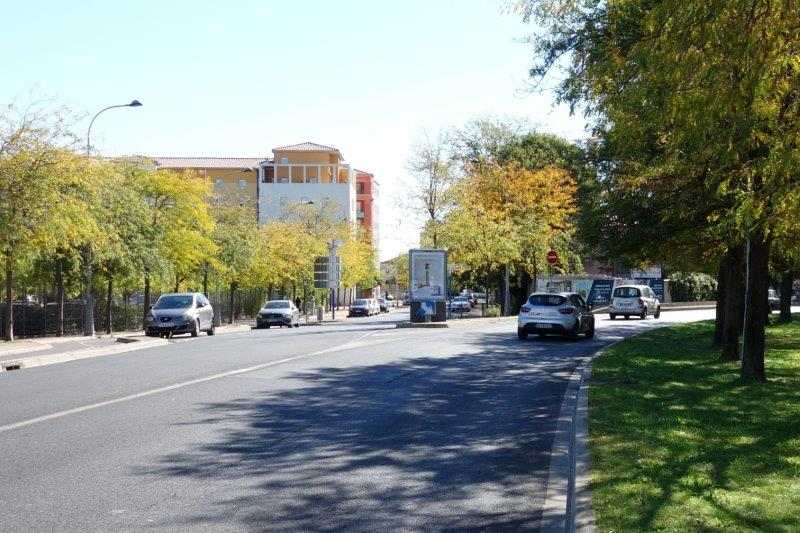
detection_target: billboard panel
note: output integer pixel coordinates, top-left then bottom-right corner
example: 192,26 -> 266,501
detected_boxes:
409,249 -> 447,302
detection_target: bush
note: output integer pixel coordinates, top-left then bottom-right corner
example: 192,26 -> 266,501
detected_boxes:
669,272 -> 717,302
484,305 -> 501,317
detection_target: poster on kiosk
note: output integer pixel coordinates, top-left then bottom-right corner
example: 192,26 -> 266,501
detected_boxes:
409,249 -> 448,322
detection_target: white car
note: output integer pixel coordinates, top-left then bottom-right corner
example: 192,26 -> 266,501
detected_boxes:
609,285 -> 660,320
256,300 -> 300,328
449,296 -> 471,313
349,298 -> 376,317
518,292 -> 595,339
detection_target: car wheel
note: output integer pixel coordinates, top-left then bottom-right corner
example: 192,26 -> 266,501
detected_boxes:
517,328 -> 528,340
191,319 -> 200,337
568,322 -> 580,339
609,314 -> 616,320
624,315 -> 630,320
207,323 -> 215,336
640,309 -> 647,320
265,324 -> 271,329
654,306 -> 661,319
586,320 -> 595,339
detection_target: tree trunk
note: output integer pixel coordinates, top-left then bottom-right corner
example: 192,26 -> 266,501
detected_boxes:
779,271 -> 794,323
202,265 -> 209,296
503,265 -> 510,316
82,245 -> 95,337
4,249 -> 14,342
721,244 -> 745,361
105,274 -> 113,335
228,281 -> 236,325
174,274 -> 180,293
56,257 -> 65,337
713,253 -> 728,347
741,233 -> 770,381
143,273 -> 151,327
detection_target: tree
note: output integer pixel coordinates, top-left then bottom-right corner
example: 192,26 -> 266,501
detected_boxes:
212,199 -> 258,324
516,0 -> 800,380
406,132 -> 455,248
0,102 -> 80,341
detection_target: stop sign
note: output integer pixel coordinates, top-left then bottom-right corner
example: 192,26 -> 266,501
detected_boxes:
546,249 -> 559,265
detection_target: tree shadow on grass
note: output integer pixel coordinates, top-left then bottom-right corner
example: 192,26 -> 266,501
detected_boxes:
588,321 -> 800,531
137,331 -> 587,531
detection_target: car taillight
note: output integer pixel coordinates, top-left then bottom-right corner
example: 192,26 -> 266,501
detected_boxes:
521,305 -> 531,313
559,307 -> 576,315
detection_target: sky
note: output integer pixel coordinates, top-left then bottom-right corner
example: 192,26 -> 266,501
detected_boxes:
1,0 -> 587,261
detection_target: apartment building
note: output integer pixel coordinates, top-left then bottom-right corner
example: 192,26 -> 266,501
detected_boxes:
151,142 -> 379,253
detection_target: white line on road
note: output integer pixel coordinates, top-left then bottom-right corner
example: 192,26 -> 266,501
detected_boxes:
0,330 -> 380,434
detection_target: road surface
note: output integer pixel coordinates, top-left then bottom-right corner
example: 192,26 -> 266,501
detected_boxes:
0,309 -> 712,531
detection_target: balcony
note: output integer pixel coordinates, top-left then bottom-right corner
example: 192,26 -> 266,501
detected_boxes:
261,163 -> 352,184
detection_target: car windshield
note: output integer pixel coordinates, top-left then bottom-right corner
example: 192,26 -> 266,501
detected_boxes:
614,287 -> 641,298
264,301 -> 290,309
528,294 -> 566,306
154,295 -> 193,309
454,297 -> 468,302
354,299 -> 368,305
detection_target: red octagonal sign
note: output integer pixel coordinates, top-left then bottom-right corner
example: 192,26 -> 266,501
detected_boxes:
546,249 -> 559,265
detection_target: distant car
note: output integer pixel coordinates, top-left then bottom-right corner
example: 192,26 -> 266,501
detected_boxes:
449,296 -> 471,314
768,289 -> 780,312
518,292 -> 595,340
377,298 -> 389,312
609,285 -> 661,320
145,292 -> 215,338
349,298 -> 374,317
473,292 -> 487,305
256,300 -> 300,328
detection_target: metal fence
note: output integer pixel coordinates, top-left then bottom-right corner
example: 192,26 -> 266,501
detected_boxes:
0,288 -> 270,339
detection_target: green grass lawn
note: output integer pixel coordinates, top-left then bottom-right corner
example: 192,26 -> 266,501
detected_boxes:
589,316 -> 800,532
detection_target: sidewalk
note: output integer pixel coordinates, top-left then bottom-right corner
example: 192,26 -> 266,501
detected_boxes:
0,323 -> 251,373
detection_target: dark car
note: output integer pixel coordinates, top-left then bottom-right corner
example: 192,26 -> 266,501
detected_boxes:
768,289 -> 780,312
145,293 -> 215,338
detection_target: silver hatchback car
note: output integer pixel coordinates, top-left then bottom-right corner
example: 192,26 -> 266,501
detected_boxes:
145,292 -> 215,338
517,292 -> 595,340
609,285 -> 661,320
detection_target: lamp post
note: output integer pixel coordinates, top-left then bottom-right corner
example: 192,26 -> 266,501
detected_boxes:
86,100 -> 142,155
82,99 -> 143,336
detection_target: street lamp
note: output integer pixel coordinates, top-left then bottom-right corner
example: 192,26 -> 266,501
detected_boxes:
82,99 -> 142,337
86,99 -> 142,155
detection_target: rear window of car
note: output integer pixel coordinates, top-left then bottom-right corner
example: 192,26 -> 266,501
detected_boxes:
614,287 -> 641,298
354,299 -> 368,305
528,295 -> 566,306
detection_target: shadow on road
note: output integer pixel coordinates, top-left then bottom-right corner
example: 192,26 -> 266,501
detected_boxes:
137,331 -> 582,531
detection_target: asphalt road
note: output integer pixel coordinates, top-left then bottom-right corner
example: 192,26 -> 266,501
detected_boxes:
0,308 -> 713,531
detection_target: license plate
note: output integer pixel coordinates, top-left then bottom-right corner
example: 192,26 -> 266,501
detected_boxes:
536,323 -> 552,329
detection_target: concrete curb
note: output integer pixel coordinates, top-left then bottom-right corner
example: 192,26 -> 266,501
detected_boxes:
541,340 -> 624,532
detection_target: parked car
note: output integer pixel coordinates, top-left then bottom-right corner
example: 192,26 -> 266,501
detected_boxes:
768,288 -> 780,311
145,292 -> 215,338
473,292 -> 487,305
517,292 -> 595,340
377,298 -> 389,312
256,300 -> 300,328
609,285 -> 661,320
449,296 -> 471,314
349,298 -> 375,317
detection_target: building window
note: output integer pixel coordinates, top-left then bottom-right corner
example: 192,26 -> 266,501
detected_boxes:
214,178 -> 224,189
263,166 -> 274,183
357,182 -> 365,194
239,179 -> 247,189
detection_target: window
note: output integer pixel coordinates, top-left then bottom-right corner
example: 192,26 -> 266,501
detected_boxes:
613,287 -> 641,298
357,182 -> 365,194
263,166 -> 274,183
214,177 -> 224,188
280,157 -> 289,164
528,294 -> 566,306
239,179 -> 247,189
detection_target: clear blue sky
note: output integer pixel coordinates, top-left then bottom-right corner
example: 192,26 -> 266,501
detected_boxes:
1,0 -> 586,260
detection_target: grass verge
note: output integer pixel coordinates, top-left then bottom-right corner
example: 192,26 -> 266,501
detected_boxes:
589,316 -> 800,532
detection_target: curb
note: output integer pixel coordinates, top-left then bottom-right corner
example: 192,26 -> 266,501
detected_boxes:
540,341 -> 624,532
1,338 -> 168,373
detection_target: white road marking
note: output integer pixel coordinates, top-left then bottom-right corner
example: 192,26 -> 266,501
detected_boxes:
0,330 -> 380,434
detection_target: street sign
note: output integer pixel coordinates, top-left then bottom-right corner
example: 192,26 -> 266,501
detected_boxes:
313,257 -> 329,289
327,256 -> 340,289
546,249 -> 559,265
